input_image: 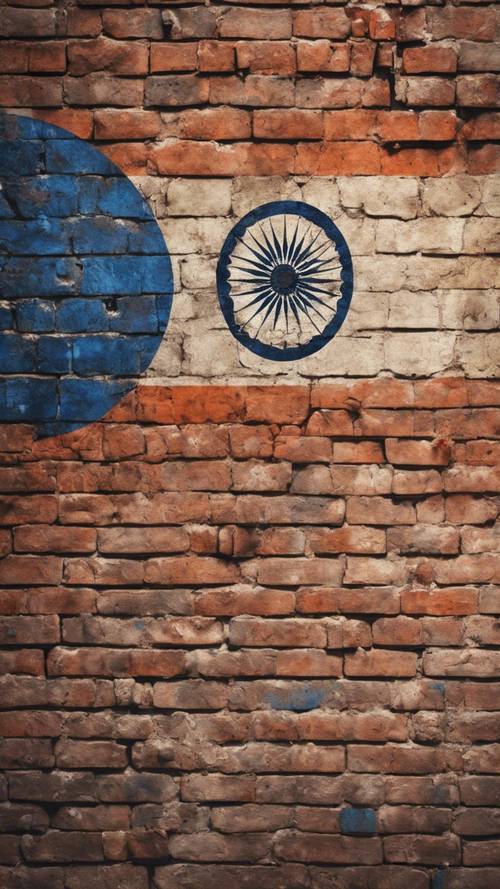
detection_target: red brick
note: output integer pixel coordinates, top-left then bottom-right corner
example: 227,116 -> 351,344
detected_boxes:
31,109 -> 93,139
276,650 -> 342,677
63,615 -> 223,647
397,10 -> 427,42
232,460 -> 291,492
64,74 -> 144,107
199,40 -> 235,73
0,555 -> 62,585
386,438 -> 451,467
294,9 -> 351,40
402,587 -> 479,616
378,805 -> 452,834
444,465 -> 500,493
0,650 -> 45,676
446,494 -> 498,525
297,40 -> 350,73
21,830 -> 103,863
454,808 -> 500,836
307,526 -> 386,555
401,76 -> 456,107
313,380 -> 415,410
253,109 -> 323,140
163,6 -> 217,41
163,108 -> 252,141
384,834 -> 460,865
236,42 -> 295,76
393,469 -> 442,495
145,74 -> 209,107
153,680 -> 228,711
370,9 -> 396,41
324,109 -> 377,141
63,556 -> 143,586
102,8 -> 164,39
68,38 -> 148,76
150,43 -> 198,73
14,525 -> 96,554
458,74 -> 500,107
0,42 -> 29,73
388,524 -> 459,555
145,556 -> 238,585
380,145 -> 463,177
97,526 -> 188,554
463,112 -> 500,140
182,774 -> 254,804
345,650 -> 417,678
462,527 -> 500,554
0,739 -> 54,770
424,649 -> 500,678
1,8 -> 58,38
468,143 -> 500,174
297,586 -> 400,615
275,830 -> 381,864
274,434 -> 331,463
346,497 -> 416,525
220,8 -> 292,40
403,45 -> 458,74
55,740 -> 127,769
350,743 -> 446,774
47,647 -> 186,678
429,8 -> 497,41
333,442 -> 384,463
230,617 -> 326,649
306,410 -> 354,436
67,7 -> 102,38
464,841 -> 500,866
169,831 -> 275,862
152,139 -> 294,175
29,41 -> 66,73
351,40 -> 376,77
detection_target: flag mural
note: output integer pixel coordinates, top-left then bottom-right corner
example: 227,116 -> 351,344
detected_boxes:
0,2 -> 499,888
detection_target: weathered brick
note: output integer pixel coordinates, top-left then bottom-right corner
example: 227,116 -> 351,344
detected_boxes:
293,9 -> 351,40
68,39 -> 148,76
237,42 -> 295,76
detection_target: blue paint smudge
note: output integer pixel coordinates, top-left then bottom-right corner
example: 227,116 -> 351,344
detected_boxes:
265,684 -> 328,712
432,869 -> 446,889
340,807 -> 377,835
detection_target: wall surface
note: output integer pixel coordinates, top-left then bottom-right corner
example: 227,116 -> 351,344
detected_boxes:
0,1 -> 499,888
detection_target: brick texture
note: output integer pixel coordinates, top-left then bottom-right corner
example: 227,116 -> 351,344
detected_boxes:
0,1 -> 498,174
0,382 -> 499,886
1,1 -> 499,887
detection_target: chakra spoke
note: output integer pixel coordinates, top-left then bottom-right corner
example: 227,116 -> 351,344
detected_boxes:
245,230 -> 276,266
285,217 -> 301,264
258,224 -> 281,265
255,293 -> 281,338
232,251 -> 275,274
296,285 -> 334,311
293,227 -> 323,268
269,220 -> 284,263
241,291 -> 278,329
236,287 -> 275,313
295,290 -> 328,323
231,265 -> 272,279
290,293 -> 324,334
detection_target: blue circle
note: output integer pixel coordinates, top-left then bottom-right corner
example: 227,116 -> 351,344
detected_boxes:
0,112 -> 173,436
217,201 -> 353,361
217,200 -> 353,362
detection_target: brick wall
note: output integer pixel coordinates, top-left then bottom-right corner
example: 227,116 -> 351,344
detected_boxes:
0,1 -> 499,888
